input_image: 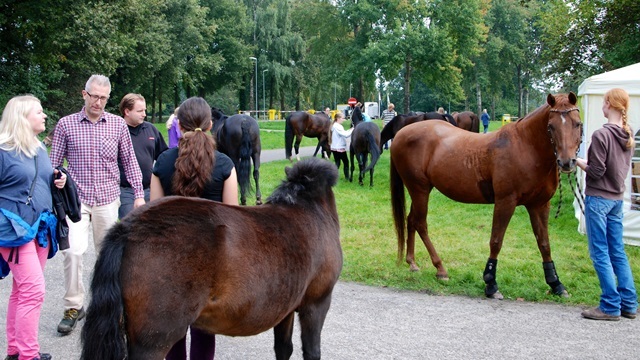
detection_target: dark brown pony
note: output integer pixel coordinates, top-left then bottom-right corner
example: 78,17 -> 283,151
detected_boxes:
349,106 -> 381,186
379,112 -> 456,151
390,93 -> 582,299
81,158 -> 342,360
211,108 -> 262,205
452,111 -> 480,132
285,111 -> 332,161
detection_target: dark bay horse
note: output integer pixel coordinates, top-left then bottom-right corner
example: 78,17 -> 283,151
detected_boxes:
349,105 -> 381,186
379,112 -> 456,151
211,108 -> 262,205
285,111 -> 332,161
452,111 -> 480,133
81,158 -> 343,360
390,93 -> 582,299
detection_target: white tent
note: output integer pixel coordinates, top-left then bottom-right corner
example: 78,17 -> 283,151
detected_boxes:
576,62 -> 640,246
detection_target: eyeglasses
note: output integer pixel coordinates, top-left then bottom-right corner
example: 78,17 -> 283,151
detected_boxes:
85,91 -> 110,102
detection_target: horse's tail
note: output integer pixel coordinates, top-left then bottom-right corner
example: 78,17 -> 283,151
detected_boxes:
238,120 -> 254,196
285,113 -> 294,159
80,223 -> 128,360
390,156 -> 406,265
363,130 -> 381,173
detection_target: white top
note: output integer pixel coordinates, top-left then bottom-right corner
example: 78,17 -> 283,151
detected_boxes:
331,122 -> 353,151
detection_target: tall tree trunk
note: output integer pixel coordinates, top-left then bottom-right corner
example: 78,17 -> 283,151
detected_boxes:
403,54 -> 412,114
174,84 -> 179,109
151,75 -> 157,123
523,88 -> 529,114
476,76 -> 482,116
158,79 -> 163,123
517,64 -> 523,117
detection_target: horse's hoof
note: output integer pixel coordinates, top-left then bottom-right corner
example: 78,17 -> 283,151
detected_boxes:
256,200 -> 263,205
547,289 -> 570,298
436,274 -> 449,281
486,290 -> 504,300
409,264 -> 420,272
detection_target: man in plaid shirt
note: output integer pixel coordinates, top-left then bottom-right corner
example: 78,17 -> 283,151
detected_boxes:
50,74 -> 144,335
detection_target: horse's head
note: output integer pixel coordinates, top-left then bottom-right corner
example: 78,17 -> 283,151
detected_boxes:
210,107 -> 227,134
351,106 -> 363,128
546,92 -> 582,173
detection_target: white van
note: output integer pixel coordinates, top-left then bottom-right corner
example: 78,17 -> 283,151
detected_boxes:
364,102 -> 380,119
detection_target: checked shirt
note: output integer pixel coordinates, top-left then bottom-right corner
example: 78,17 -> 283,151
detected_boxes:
50,107 -> 143,206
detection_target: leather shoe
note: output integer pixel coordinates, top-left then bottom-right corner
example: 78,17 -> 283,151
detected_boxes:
57,307 -> 86,334
621,311 -> 636,319
581,307 -> 620,321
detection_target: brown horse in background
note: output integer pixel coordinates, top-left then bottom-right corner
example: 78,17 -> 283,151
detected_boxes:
452,111 -> 480,133
285,111 -> 332,161
379,112 -> 455,152
390,93 -> 582,299
81,158 -> 343,360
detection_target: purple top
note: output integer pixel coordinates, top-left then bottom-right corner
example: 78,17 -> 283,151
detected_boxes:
167,116 -> 182,148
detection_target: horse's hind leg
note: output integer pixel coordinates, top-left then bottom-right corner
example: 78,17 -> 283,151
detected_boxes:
406,187 -> 448,279
295,136 -> 303,161
252,151 -> 262,205
273,312 -> 295,360
527,203 -> 568,297
358,153 -> 366,186
298,295 -> 332,360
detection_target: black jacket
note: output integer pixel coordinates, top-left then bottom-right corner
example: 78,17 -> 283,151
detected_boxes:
51,166 -> 81,250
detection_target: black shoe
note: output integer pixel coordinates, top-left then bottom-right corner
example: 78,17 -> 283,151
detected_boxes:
5,354 -> 18,360
57,307 -> 86,334
34,353 -> 52,360
622,311 -> 637,319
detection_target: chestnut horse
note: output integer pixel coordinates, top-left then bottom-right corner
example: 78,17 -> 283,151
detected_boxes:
380,112 -> 456,151
211,108 -> 262,205
81,158 -> 343,360
390,93 -> 582,299
285,111 -> 332,161
349,105 -> 381,186
452,111 -> 480,133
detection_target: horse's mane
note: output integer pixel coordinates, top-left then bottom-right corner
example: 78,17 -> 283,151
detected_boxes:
267,158 -> 338,205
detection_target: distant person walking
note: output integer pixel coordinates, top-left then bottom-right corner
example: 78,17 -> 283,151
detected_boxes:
576,88 -> 637,321
50,75 -> 144,335
381,103 -> 396,150
481,109 -> 490,133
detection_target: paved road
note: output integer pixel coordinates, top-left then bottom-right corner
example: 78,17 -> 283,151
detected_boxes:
2,146 -> 639,359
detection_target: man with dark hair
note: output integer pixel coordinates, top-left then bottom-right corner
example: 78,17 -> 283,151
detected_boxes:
118,93 -> 167,218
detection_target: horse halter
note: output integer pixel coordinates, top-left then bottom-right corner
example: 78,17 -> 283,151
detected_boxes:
547,107 -> 582,157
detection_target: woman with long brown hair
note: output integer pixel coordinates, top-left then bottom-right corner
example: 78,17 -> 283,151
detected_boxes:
150,97 -> 238,358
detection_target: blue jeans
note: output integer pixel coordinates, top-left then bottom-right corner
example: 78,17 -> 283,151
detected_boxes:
119,187 -> 150,219
585,195 -> 638,315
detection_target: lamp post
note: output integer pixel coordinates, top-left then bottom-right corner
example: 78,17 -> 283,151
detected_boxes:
249,57 -> 257,116
262,69 -> 268,119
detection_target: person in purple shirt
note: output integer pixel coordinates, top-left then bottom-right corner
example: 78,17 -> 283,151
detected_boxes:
167,106 -> 182,148
49,75 -> 144,335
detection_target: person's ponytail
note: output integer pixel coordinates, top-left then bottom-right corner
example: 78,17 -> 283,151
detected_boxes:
171,98 -> 216,197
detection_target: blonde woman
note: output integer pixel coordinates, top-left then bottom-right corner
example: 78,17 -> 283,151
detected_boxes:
167,106 -> 181,148
0,95 -> 66,360
577,88 -> 637,321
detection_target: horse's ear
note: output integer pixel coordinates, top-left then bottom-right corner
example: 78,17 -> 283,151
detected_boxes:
568,92 -> 577,105
284,166 -> 292,178
546,93 -> 556,107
